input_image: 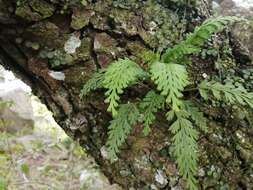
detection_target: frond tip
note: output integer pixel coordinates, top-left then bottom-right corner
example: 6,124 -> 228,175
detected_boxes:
199,80 -> 253,108
103,58 -> 147,116
162,16 -> 242,63
168,111 -> 199,190
106,103 -> 140,162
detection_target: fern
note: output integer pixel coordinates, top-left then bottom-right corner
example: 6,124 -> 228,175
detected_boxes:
183,101 -> 208,133
167,110 -> 199,190
106,103 -> 140,161
80,70 -> 105,98
150,61 -> 189,111
162,16 -> 241,63
199,80 -> 253,108
103,58 -> 146,116
80,16 -> 245,190
139,91 -> 165,136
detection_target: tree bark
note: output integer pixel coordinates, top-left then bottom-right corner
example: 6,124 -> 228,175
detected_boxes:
0,0 -> 253,189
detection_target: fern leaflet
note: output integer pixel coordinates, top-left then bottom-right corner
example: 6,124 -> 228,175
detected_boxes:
162,16 -> 241,63
150,61 -> 189,111
168,110 -> 199,190
199,80 -> 253,108
184,101 -> 208,132
103,58 -> 146,116
106,103 -> 140,161
139,91 -> 165,136
80,70 -> 105,98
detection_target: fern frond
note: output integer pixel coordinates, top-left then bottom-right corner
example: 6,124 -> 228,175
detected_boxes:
162,16 -> 241,63
184,101 -> 208,133
150,61 -> 189,111
106,103 -> 140,161
139,91 -> 165,136
80,70 -> 105,98
199,80 -> 253,108
168,110 -> 199,190
103,58 -> 147,116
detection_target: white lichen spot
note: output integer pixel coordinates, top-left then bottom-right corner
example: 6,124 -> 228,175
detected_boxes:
100,146 -> 118,162
94,39 -> 101,50
210,165 -> 216,172
111,51 -> 116,57
198,168 -> 205,177
79,169 -> 92,182
202,73 -> 208,79
64,34 -> 81,54
236,131 -> 245,143
149,21 -> 157,35
48,71 -> 65,81
100,146 -> 109,159
155,170 -> 168,186
150,184 -> 158,190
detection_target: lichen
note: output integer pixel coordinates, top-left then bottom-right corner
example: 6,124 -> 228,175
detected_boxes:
40,49 -> 74,68
64,34 -> 81,54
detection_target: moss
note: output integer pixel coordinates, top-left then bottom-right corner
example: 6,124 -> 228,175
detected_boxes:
109,9 -> 140,35
15,0 -> 55,21
25,21 -> 63,48
29,0 -> 55,17
139,1 -> 187,50
76,38 -> 92,61
71,8 -> 94,30
64,63 -> 96,86
126,42 -> 147,63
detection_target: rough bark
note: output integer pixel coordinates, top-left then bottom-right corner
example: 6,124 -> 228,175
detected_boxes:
0,0 -> 253,189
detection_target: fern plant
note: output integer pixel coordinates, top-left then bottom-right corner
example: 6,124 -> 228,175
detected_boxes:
80,16 -> 248,190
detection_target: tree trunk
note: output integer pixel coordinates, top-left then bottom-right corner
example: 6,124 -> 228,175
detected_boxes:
1,0 -> 253,189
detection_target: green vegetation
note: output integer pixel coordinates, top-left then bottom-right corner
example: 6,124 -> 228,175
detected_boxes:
81,16 -> 250,189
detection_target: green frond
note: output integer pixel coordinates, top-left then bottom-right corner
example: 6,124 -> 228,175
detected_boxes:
162,16 -> 241,63
103,58 -> 147,116
199,80 -> 253,108
169,111 -> 199,190
150,61 -> 189,111
183,101 -> 208,133
80,70 -> 105,98
106,103 -> 140,161
139,91 -> 165,136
